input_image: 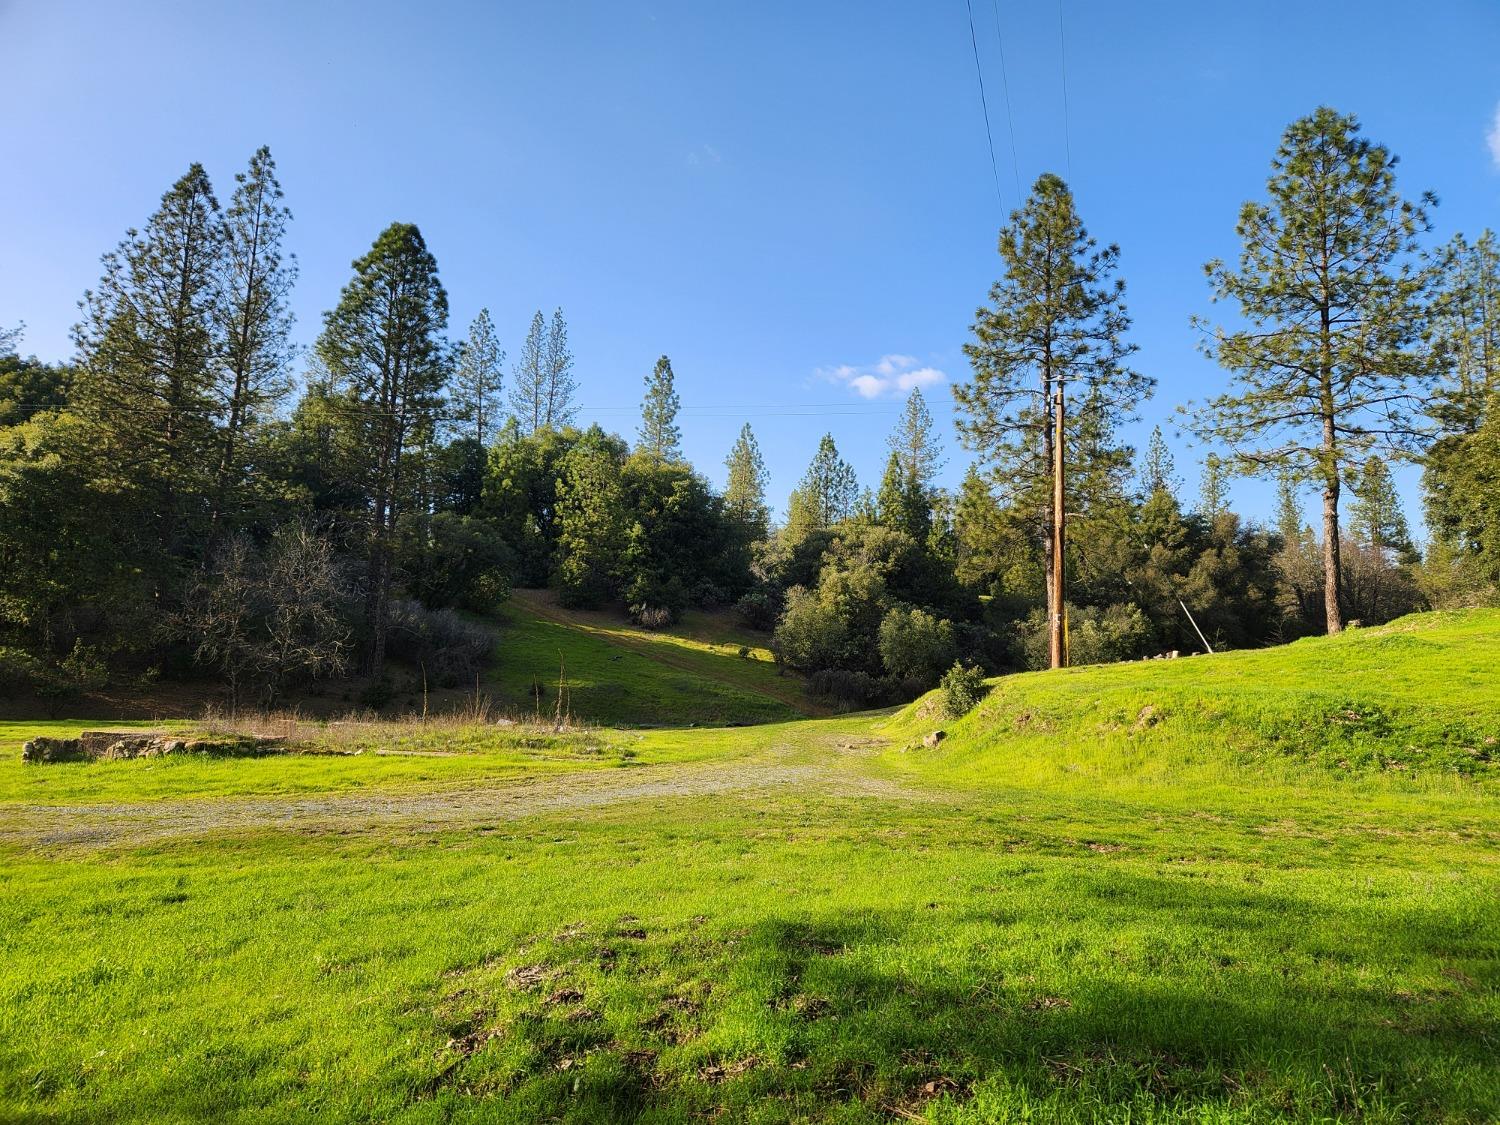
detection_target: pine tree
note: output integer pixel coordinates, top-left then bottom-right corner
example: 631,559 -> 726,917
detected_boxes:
210,146 -> 295,543
1272,472 -> 1323,631
73,163 -> 225,566
956,172 -> 1149,667
1197,455 -> 1228,521
1350,457 -> 1413,562
888,387 -> 944,490
638,355 -> 682,461
452,307 -> 505,447
788,433 -> 857,533
1428,230 -> 1499,436
543,308 -> 578,429
315,222 -> 449,674
723,423 -> 769,541
876,450 -> 930,540
1192,107 -> 1436,634
1139,425 -> 1180,500
509,311 -> 547,435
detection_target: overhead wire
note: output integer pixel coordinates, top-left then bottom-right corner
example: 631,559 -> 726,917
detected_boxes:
962,0 -> 1005,212
989,0 -> 1023,202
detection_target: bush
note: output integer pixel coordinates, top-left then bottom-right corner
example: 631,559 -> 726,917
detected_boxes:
1018,602 -> 1153,669
771,586 -> 849,671
735,585 -> 781,631
878,605 -> 957,686
395,512 -> 514,613
940,662 -> 986,718
808,668 -> 891,710
0,645 -> 56,695
386,600 -> 496,687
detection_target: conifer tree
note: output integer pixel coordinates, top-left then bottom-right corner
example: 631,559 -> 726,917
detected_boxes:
638,355 -> 682,461
1428,230 -> 1499,436
1197,455 -> 1228,521
73,163 -> 225,565
723,423 -> 769,541
452,307 -> 505,447
956,172 -> 1148,666
1140,425 -> 1180,500
211,146 -> 295,542
876,450 -> 929,540
1193,107 -> 1436,633
543,308 -> 577,429
787,433 -> 857,533
315,222 -> 449,674
1350,457 -> 1414,562
888,387 -> 944,491
509,310 -> 547,435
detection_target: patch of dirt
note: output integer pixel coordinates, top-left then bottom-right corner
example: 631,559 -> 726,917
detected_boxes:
545,987 -> 583,1005
505,964 -> 551,991
697,1056 -> 757,1084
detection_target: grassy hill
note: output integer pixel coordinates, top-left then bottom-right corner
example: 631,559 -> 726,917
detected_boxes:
1,610 -> 1496,1122
885,608 -> 1500,793
486,590 -> 815,726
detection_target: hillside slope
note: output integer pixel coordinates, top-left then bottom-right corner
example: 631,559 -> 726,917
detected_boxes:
487,592 -> 809,726
885,609 -> 1500,792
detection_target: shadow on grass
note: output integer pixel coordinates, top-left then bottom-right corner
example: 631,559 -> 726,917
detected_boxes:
429,874 -> 1497,1122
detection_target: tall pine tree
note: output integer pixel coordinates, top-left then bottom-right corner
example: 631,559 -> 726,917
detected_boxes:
211,146 -> 295,543
315,222 -> 449,675
543,308 -> 578,430
723,423 -> 769,541
73,163 -> 225,569
1193,107 -> 1435,633
786,433 -> 857,536
509,310 -> 547,436
638,354 -> 682,461
452,307 -> 505,447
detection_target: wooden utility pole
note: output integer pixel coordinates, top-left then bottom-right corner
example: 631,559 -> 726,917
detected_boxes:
1049,386 -> 1067,669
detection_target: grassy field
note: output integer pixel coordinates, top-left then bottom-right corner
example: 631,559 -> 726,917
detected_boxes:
485,592 -> 811,726
1,612 -> 1497,1122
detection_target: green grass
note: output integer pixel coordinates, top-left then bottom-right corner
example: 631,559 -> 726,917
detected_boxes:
486,593 -> 805,727
1,611 -> 1497,1122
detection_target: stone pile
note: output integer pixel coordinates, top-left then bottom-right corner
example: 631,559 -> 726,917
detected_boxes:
20,731 -> 283,764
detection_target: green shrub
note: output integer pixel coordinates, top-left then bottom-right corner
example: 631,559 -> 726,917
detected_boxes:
940,661 -> 986,718
878,605 -> 957,685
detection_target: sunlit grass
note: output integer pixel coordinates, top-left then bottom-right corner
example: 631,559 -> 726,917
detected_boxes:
1,610 -> 1496,1121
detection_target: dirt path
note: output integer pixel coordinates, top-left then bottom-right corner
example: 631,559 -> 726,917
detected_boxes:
509,589 -> 836,718
3,739 -> 942,851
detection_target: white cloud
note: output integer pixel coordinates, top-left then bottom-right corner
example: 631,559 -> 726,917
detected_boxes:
819,354 -> 947,399
1488,102 -> 1500,170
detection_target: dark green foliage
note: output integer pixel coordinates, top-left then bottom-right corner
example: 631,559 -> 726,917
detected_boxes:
939,660 -> 986,717
723,423 -> 770,544
314,221 -> 450,674
877,605 -> 956,685
395,511 -> 513,613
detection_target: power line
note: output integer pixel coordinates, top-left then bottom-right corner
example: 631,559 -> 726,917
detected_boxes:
989,0 -> 1023,201
1056,0 -> 1073,179
962,0 -> 1005,212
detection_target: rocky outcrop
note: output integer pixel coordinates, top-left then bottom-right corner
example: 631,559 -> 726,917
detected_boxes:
21,731 -> 283,764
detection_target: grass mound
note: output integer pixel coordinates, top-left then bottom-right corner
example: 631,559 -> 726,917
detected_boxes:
887,609 -> 1500,791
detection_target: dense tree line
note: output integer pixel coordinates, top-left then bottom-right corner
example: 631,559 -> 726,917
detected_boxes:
1,107 -> 1496,713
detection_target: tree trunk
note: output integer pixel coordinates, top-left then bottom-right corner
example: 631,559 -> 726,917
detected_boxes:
1320,469 -> 1344,634
1049,387 -> 1067,668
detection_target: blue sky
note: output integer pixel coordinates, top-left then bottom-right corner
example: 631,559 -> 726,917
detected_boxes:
3,0 -> 1497,529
